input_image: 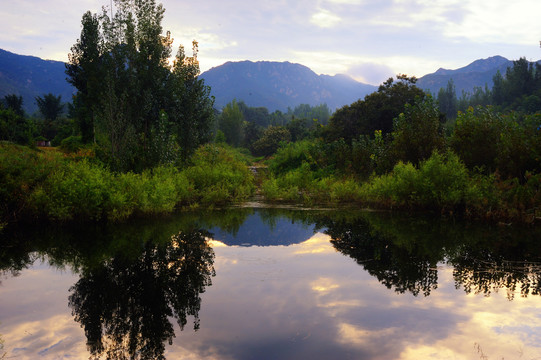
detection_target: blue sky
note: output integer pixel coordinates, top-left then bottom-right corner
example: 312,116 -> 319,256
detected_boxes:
1,0 -> 540,85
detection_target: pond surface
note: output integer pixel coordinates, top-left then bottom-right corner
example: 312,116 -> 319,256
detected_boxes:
1,208 -> 541,359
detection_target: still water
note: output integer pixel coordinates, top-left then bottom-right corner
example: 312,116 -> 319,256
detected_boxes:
1,208 -> 541,359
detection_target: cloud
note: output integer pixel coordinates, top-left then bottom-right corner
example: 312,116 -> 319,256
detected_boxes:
347,62 -> 395,85
310,9 -> 342,28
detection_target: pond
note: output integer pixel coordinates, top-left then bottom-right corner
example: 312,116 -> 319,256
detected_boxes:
1,207 -> 541,359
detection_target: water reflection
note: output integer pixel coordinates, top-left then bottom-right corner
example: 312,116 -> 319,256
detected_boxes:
316,212 -> 541,299
2,208 -> 541,359
69,230 -> 215,359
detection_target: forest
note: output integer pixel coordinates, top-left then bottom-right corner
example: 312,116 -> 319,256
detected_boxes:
1,0 -> 540,225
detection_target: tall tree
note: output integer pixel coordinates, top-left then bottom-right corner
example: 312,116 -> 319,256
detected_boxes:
3,94 -> 24,117
66,11 -> 102,143
219,100 -> 244,147
35,93 -> 64,140
66,0 -> 214,171
437,79 -> 457,120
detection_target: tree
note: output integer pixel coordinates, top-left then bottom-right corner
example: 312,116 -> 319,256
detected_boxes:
392,96 -> 445,165
66,11 -> 102,143
219,100 -> 244,147
168,41 -> 215,163
0,108 -> 34,144
326,75 -> 425,143
437,79 -> 457,120
450,106 -> 507,173
251,126 -> 291,157
3,94 -> 24,117
67,0 -> 214,171
36,93 -> 64,122
35,93 -> 64,141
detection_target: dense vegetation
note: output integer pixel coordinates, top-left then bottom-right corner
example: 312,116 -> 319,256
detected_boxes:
1,0 -> 540,225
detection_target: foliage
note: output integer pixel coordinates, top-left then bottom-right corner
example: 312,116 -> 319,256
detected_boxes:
361,151 -> 471,210
3,94 -> 25,117
184,144 -> 255,204
251,126 -> 291,157
437,79 -> 457,119
325,74 -> 426,143
0,108 -> 34,145
391,96 -> 445,165
450,106 -> 506,173
218,99 -> 244,147
66,0 -> 214,171
0,143 -> 256,223
0,143 -> 61,220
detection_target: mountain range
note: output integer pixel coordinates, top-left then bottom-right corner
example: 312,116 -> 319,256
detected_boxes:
200,60 -> 376,111
416,55 -> 514,96
0,48 -> 527,115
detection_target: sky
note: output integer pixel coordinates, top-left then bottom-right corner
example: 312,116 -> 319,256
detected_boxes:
1,0 -> 540,85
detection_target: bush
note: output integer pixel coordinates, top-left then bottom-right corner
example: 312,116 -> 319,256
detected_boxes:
361,151 -> 470,210
60,135 -> 84,153
183,144 -> 255,204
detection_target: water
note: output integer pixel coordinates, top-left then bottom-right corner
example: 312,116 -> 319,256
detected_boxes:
1,208 -> 541,359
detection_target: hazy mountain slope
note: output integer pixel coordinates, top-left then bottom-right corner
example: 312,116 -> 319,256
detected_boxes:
417,56 -> 513,95
0,48 -> 75,115
200,60 -> 376,111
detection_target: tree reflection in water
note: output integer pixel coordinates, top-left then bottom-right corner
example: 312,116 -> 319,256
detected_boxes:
68,230 -> 215,360
320,212 -> 541,299
324,217 -> 439,296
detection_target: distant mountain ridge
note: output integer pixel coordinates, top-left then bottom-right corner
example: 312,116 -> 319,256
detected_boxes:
200,60 -> 377,111
417,56 -> 514,95
0,48 -> 75,115
0,48 -> 535,115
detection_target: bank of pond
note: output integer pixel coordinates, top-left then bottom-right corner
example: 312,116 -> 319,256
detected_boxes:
1,141 -> 540,225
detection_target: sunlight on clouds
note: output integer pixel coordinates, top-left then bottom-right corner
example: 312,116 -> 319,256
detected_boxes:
5,315 -> 87,359
310,9 -> 342,28
338,323 -> 398,347
311,277 -> 340,293
294,233 -> 335,254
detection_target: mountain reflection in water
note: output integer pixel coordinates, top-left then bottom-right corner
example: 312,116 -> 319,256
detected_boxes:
1,208 -> 541,359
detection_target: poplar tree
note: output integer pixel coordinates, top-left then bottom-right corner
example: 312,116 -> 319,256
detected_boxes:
67,0 -> 214,171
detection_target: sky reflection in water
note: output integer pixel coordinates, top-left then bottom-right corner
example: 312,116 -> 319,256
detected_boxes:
1,210 -> 541,359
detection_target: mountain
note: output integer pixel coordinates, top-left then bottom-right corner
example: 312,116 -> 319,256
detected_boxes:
417,56 -> 513,96
0,48 -> 75,115
200,60 -> 377,111
210,212 -> 317,247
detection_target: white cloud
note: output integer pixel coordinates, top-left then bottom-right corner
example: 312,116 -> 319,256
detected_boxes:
310,9 -> 342,28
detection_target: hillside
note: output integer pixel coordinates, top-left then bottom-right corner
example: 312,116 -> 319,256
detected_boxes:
0,48 -> 75,115
417,56 -> 513,95
200,60 -> 377,111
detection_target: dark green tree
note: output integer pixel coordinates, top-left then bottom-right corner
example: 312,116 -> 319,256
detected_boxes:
437,79 -> 457,120
168,42 -> 215,163
0,108 -> 34,144
392,96 -> 445,165
36,93 -> 64,122
35,93 -> 64,140
219,100 -> 244,147
450,106 -> 507,173
326,75 -> 425,144
67,0 -> 214,171
3,94 -> 24,117
251,126 -> 291,157
66,11 -> 103,143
